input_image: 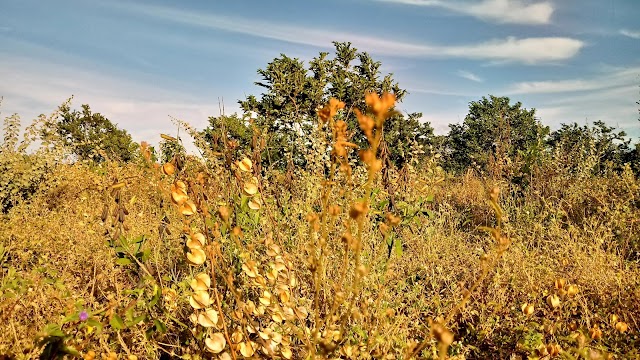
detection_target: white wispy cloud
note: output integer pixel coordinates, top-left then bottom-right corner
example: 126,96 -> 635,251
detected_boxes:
406,88 -> 473,97
114,2 -> 581,64
620,29 -> 640,39
377,0 -> 554,25
506,66 -> 640,94
535,85 -> 640,135
0,54 -> 229,152
442,37 -> 582,64
503,66 -> 640,136
457,70 -> 483,82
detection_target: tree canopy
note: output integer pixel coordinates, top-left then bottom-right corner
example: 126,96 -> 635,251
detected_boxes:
444,95 -> 548,175
227,41 -> 433,169
49,103 -> 137,163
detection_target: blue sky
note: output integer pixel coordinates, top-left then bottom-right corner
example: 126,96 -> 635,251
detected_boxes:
1,0 -> 639,148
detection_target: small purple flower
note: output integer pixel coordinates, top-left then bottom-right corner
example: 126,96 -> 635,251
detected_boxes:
79,310 -> 89,321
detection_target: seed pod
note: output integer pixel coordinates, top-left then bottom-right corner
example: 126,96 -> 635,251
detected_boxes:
111,182 -> 126,190
238,158 -> 253,172
112,227 -> 121,241
218,206 -> 230,222
610,314 -> 619,324
546,295 -> 560,309
101,205 -> 109,222
615,322 -> 628,333
547,344 -> 560,357
349,201 -> 367,220
161,162 -> 175,175
431,323 -> 454,347
554,278 -> 567,290
160,133 -> 177,141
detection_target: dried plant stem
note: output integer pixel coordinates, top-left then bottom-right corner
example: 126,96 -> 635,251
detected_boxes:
207,247 -> 238,360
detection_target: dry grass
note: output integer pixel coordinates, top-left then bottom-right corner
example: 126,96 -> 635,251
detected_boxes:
1,95 -> 639,359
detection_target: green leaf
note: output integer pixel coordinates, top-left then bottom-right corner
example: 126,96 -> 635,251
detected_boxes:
377,200 -> 389,211
371,188 -> 381,199
130,315 -> 147,326
115,258 -> 133,266
110,314 -> 125,330
61,345 -> 81,356
43,323 -> 65,338
386,233 -> 394,246
149,285 -> 160,307
86,318 -> 103,332
145,326 -> 155,340
154,319 -> 167,333
140,249 -> 151,262
205,217 -> 216,229
394,237 -> 403,257
62,313 -> 79,323
125,306 -> 135,322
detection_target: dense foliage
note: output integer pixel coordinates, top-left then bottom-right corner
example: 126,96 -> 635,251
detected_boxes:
47,103 -> 137,163
214,42 -> 434,170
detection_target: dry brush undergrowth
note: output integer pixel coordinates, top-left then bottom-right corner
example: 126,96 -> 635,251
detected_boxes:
1,95 -> 639,359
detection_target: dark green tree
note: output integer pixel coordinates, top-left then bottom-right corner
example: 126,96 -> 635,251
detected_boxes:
383,111 -> 434,167
233,41 -> 434,169
202,114 -> 253,154
159,138 -> 187,164
548,121 -> 635,174
444,95 -> 548,175
49,103 -> 137,162
201,114 -> 255,169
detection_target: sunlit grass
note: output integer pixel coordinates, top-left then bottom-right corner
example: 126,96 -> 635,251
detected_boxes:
0,94 -> 638,359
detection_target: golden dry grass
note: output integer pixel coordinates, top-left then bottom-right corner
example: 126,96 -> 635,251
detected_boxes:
1,95 -> 639,359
